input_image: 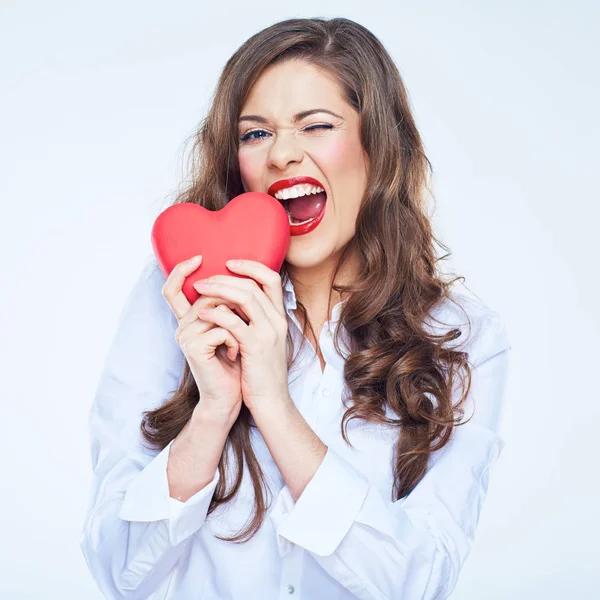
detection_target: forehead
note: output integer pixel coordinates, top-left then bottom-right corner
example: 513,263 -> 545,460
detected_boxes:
240,60 -> 347,118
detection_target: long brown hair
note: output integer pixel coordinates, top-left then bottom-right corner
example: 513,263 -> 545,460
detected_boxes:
140,17 -> 474,543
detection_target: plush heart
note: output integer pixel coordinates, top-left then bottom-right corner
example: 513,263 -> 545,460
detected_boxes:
151,192 -> 290,304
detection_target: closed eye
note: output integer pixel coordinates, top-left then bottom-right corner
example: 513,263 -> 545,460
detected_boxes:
240,124 -> 333,143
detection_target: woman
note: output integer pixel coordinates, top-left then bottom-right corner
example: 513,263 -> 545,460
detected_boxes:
80,16 -> 511,600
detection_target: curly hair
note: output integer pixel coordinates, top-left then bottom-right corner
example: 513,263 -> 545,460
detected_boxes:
140,16 -> 474,543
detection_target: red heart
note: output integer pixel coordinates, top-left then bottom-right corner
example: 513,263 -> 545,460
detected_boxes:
151,192 -> 290,304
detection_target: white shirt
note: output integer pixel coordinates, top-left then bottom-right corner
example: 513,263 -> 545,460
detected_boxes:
80,256 -> 511,600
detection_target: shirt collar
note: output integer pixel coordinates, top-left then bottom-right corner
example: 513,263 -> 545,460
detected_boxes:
282,273 -> 350,372
282,272 -> 346,321
282,272 -> 297,311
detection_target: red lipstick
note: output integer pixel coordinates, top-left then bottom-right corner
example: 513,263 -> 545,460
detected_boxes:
267,176 -> 327,236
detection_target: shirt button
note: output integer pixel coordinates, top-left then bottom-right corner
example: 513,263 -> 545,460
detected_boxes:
326,329 -> 332,337
322,388 -> 330,397
286,584 -> 295,594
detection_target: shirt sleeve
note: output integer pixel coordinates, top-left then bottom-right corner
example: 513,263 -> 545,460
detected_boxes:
79,257 -> 220,599
269,309 -> 511,600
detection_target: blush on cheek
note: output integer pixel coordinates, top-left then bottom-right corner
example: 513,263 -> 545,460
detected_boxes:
314,135 -> 367,232
320,136 -> 362,171
238,153 -> 262,189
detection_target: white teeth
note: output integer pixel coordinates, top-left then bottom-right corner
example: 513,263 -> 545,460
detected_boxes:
274,183 -> 325,200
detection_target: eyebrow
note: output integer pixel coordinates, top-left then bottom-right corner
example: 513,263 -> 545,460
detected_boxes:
238,108 -> 343,124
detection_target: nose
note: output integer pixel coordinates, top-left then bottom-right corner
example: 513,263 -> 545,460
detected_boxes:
267,129 -> 304,171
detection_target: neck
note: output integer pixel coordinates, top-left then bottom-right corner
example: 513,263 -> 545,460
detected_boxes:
285,250 -> 359,321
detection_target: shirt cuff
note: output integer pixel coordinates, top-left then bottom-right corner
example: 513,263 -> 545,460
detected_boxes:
275,446 -> 370,557
118,440 -> 220,546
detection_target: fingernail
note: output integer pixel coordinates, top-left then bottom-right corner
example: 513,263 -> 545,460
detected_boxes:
187,255 -> 202,264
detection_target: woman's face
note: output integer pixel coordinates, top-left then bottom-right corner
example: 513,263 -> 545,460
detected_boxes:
237,59 -> 369,272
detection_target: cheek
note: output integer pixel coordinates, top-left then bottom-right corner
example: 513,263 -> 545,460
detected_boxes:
311,136 -> 356,174
238,151 -> 263,187
312,137 -> 366,213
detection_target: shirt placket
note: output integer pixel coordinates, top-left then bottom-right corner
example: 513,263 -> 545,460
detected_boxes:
278,542 -> 305,599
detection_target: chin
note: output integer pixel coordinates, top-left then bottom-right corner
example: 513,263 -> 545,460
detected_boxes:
285,251 -> 321,268
286,241 -> 336,268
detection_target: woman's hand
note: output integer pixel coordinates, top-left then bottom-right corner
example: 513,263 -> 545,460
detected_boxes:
192,259 -> 291,413
162,256 -> 244,424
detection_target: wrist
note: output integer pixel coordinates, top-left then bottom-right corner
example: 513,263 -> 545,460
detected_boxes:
192,403 -> 240,432
249,394 -> 296,422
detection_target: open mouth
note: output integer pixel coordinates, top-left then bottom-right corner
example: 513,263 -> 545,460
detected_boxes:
272,184 -> 328,226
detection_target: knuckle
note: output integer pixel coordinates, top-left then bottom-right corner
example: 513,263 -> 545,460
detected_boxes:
195,295 -> 222,308
194,297 -> 212,311
182,336 -> 201,355
192,297 -> 205,310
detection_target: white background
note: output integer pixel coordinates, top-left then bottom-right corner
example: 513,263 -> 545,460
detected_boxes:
1,1 -> 598,598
